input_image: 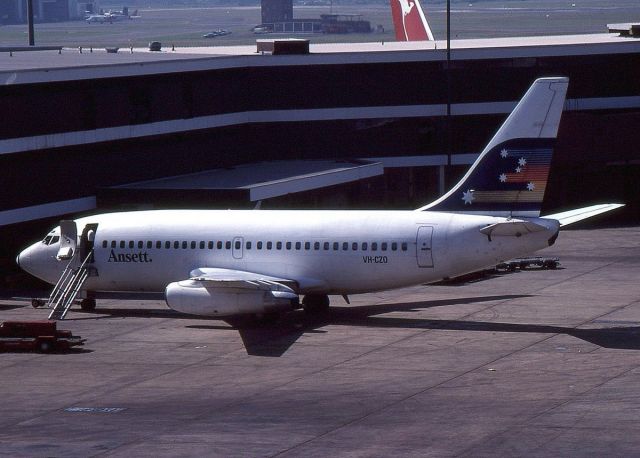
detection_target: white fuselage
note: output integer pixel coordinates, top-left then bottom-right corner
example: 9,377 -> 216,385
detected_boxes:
19,209 -> 559,296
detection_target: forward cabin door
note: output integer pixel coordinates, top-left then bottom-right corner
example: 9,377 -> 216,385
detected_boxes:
416,226 -> 434,268
57,220 -> 77,261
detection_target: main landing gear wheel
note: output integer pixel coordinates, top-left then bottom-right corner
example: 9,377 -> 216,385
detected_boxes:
302,294 -> 330,314
80,298 -> 96,311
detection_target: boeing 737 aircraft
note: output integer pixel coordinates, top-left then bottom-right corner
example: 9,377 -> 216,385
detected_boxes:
390,0 -> 434,41
17,78 -> 622,320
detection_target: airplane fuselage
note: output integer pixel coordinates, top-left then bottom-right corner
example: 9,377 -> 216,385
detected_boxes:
19,209 -> 558,296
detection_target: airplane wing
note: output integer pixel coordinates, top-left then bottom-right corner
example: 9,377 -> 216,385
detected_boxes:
542,204 -> 624,227
188,267 -> 298,291
166,267 -> 302,317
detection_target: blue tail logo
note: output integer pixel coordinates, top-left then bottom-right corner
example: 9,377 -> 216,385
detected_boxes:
417,77 -> 569,218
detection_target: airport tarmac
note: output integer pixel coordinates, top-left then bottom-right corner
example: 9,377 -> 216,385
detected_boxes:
1,226 -> 639,457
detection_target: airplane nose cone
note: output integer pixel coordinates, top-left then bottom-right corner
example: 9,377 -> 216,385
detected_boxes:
16,246 -> 34,276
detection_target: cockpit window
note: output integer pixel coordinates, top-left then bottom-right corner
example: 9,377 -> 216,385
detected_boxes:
42,235 -> 60,245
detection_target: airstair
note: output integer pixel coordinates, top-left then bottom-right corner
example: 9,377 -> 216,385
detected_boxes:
47,251 -> 97,320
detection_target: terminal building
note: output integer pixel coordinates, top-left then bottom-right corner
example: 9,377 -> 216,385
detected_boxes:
0,0 -> 93,23
1,31 -> 639,283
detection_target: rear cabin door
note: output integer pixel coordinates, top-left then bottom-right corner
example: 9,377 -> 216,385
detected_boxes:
416,226 -> 434,268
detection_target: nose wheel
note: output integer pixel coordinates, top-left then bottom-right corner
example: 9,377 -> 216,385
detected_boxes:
31,299 -> 45,308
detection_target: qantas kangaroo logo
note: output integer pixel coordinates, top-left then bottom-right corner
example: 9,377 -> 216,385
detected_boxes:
390,0 -> 434,41
397,0 -> 416,40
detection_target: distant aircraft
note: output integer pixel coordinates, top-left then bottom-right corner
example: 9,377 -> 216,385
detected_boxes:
17,78 -> 622,320
390,0 -> 434,41
203,29 -> 231,38
85,14 -> 108,23
86,9 -> 138,24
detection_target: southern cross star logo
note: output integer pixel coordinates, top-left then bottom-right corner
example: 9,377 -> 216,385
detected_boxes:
499,173 -> 507,183
500,149 -> 508,158
462,189 -> 475,205
527,182 -> 535,191
518,157 -> 527,167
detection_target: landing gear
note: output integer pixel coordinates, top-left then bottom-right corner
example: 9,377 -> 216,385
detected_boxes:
80,298 -> 96,311
31,299 -> 45,308
302,294 -> 330,314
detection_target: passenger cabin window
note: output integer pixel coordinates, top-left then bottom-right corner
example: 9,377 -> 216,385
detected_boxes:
165,241 -> 171,249
352,242 -> 358,251
208,241 -> 214,249
314,242 -> 320,250
246,241 -> 252,249
277,242 -> 282,250
295,242 -> 301,250
226,241 -> 231,249
129,241 -> 134,249
156,241 -> 162,249
401,242 -> 408,251
267,242 -> 273,250
217,241 -> 223,249
111,241 -> 116,248
362,242 -> 368,250
174,241 -> 179,249
182,241 -> 188,249
333,242 -> 339,251
120,241 -> 126,249
392,242 -> 398,251
190,241 -> 196,249
257,241 -> 263,250
102,240 -> 107,248
342,242 -> 348,251
199,241 -> 205,249
381,242 -> 388,251
372,242 -> 378,251
324,242 -> 329,250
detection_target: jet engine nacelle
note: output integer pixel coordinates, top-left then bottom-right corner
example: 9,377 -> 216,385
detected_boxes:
165,280 -> 299,317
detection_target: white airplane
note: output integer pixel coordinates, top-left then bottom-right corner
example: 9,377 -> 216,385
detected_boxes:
17,78 -> 622,320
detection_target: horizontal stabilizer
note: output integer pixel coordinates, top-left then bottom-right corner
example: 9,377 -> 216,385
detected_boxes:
480,220 -> 548,240
543,204 -> 625,226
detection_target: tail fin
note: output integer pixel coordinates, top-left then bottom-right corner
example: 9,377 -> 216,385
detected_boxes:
390,0 -> 434,41
417,77 -> 569,217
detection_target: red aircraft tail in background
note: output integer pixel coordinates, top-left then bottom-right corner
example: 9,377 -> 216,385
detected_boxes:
390,0 -> 434,41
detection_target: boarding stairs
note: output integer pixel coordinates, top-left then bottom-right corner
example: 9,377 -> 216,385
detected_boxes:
47,251 -> 96,320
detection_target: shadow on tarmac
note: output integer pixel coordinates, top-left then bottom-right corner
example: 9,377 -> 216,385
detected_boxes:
14,293 -> 640,356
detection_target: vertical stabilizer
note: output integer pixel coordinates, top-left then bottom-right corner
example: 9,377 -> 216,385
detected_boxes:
390,0 -> 434,41
417,77 -> 569,217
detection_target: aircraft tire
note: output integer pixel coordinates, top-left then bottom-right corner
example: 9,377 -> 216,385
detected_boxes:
31,299 -> 45,308
302,294 -> 330,314
80,298 -> 97,311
